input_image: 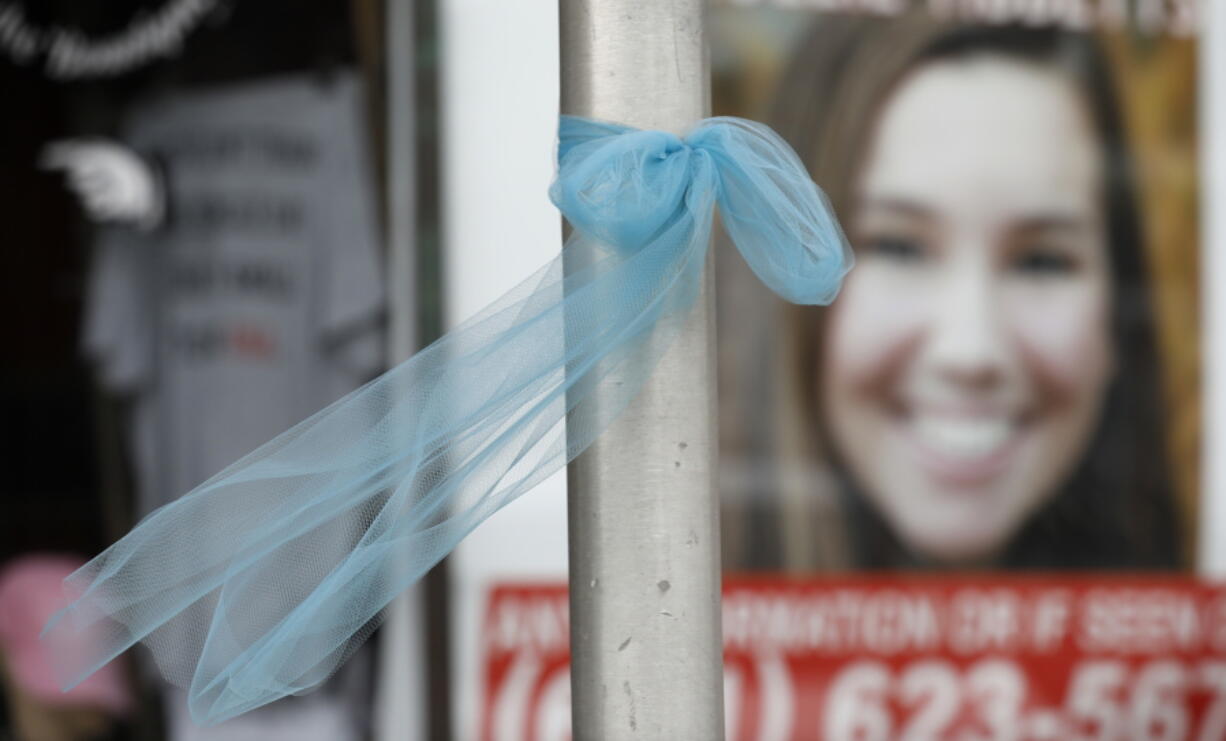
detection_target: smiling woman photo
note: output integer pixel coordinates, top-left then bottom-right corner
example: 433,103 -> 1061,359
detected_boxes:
761,14 -> 1182,570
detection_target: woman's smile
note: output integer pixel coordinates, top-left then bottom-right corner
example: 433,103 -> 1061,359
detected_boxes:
897,406 -> 1027,488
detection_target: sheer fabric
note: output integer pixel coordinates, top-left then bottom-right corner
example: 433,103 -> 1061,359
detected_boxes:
44,115 -> 852,725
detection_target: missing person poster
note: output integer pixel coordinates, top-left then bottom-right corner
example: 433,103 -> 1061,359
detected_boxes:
710,0 -> 1206,737
477,1 -> 1206,738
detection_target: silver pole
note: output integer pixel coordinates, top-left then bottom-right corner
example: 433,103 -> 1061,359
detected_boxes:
561,2 -> 723,739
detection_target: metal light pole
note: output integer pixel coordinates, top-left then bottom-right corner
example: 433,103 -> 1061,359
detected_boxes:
561,1 -> 724,739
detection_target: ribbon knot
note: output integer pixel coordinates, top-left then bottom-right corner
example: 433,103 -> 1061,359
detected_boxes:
551,122 -> 696,252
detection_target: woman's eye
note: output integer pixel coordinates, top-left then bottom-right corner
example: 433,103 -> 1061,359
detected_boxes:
1011,247 -> 1077,276
862,235 -> 927,263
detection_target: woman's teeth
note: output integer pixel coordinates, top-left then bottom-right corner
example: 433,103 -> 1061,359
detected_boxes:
911,414 -> 1013,459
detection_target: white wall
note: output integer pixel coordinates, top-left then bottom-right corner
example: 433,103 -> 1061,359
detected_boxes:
439,2 -> 567,739
1200,0 -> 1226,575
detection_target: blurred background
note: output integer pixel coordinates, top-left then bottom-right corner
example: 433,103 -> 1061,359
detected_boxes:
0,0 -> 1213,739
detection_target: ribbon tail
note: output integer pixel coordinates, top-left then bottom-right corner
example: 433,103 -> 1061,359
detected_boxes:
43,204 -> 711,724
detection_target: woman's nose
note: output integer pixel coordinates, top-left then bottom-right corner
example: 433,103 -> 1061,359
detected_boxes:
923,260 -> 1010,389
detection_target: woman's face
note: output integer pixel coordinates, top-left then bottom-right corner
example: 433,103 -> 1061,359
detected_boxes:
822,55 -> 1114,564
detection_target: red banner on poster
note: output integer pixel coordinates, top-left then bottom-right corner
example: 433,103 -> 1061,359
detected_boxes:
481,577 -> 1226,741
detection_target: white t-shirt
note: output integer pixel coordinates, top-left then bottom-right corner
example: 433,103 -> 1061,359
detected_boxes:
82,72 -> 385,739
84,71 -> 385,515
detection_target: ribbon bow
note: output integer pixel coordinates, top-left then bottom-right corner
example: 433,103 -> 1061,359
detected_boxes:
553,115 -> 848,303
43,115 -> 852,725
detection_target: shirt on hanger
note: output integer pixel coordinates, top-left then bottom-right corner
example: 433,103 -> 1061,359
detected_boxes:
81,71 -> 385,739
84,71 -> 385,516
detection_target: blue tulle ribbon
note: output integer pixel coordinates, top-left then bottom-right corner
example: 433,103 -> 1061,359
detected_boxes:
43,115 -> 851,725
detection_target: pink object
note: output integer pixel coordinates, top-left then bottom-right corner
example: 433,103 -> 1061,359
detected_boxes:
0,554 -> 132,714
